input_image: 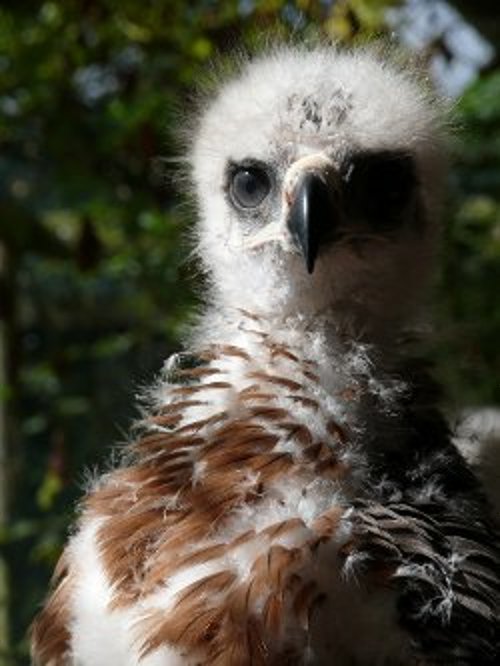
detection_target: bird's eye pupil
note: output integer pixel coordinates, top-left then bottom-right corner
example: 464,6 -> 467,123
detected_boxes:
230,166 -> 271,209
242,174 -> 257,194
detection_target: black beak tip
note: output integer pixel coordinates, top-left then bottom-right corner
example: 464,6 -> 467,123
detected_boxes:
290,226 -> 316,274
287,172 -> 333,276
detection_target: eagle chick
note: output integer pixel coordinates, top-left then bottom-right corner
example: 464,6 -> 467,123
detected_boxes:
32,44 -> 500,666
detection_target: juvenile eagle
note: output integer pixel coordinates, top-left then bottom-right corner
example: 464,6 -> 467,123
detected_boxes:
32,45 -> 500,666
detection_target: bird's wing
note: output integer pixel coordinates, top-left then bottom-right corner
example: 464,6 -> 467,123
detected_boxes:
350,500 -> 500,664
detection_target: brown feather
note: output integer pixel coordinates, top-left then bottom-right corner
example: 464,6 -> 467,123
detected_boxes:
30,555 -> 73,665
260,518 -> 306,542
277,422 -> 314,446
158,399 -> 207,414
247,371 -> 303,392
311,506 -> 346,539
216,343 -> 251,361
326,419 -> 348,444
287,394 -> 320,410
292,580 -> 319,630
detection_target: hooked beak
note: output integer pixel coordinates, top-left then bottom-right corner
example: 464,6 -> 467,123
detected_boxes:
287,172 -> 338,274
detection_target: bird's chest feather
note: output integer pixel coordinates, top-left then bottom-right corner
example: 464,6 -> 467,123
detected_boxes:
33,322 -> 500,666
51,327 -> 413,665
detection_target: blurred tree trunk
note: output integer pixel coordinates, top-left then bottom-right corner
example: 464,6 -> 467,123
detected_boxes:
0,241 -> 11,657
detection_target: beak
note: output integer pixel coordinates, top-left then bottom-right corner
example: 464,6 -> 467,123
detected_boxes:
287,172 -> 338,274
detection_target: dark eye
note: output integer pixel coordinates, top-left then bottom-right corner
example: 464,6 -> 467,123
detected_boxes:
344,151 -> 416,228
229,166 -> 271,209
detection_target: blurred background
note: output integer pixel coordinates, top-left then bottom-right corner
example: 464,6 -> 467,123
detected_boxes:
0,0 -> 499,663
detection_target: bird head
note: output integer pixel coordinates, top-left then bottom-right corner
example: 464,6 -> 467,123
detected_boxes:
190,46 -> 448,337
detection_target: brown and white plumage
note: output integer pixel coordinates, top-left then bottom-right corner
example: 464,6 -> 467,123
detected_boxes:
32,44 -> 500,665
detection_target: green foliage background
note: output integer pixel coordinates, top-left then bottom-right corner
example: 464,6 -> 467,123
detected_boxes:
0,1 -> 498,663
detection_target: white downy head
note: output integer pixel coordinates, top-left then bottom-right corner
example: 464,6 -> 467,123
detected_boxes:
189,44 -> 449,338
